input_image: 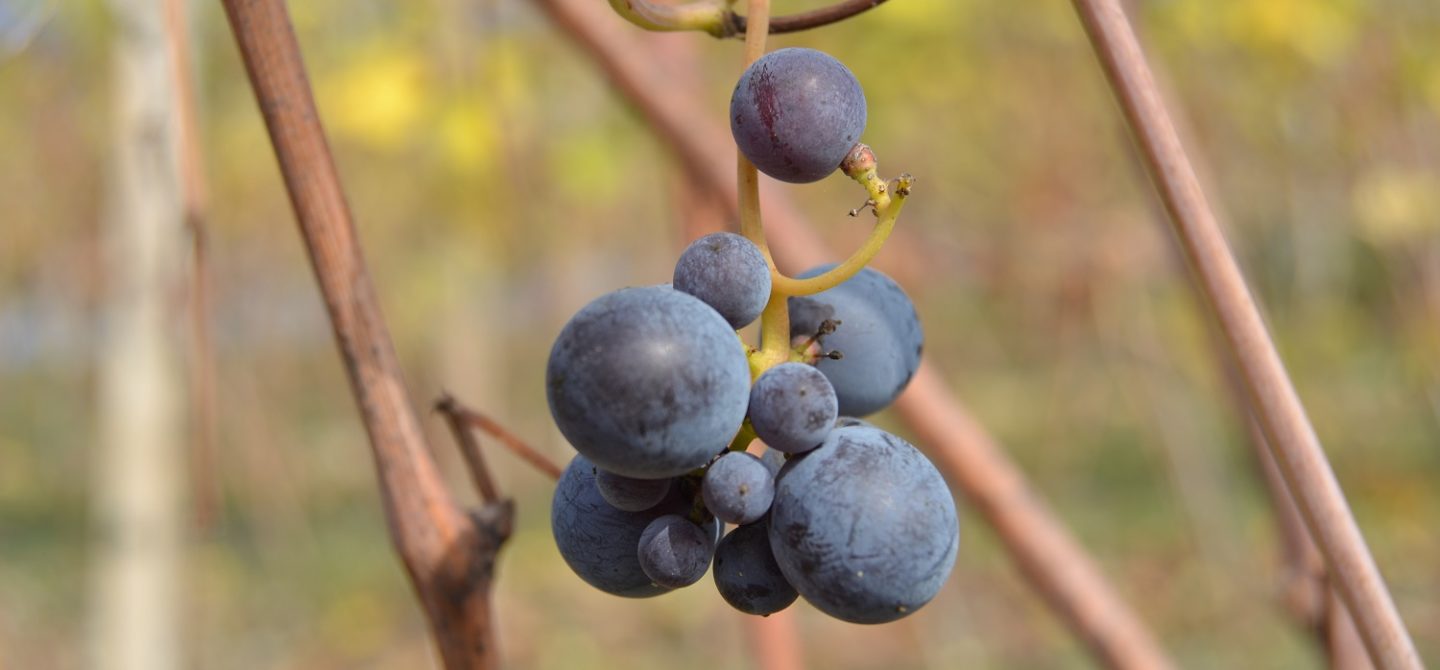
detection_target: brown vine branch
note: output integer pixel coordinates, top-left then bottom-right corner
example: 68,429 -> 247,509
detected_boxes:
1070,1 -> 1419,667
436,394 -> 502,503
438,397 -> 564,481
219,1 -> 509,667
529,0 -> 1173,666
1158,47 -> 1369,666
727,0 -> 889,36
742,609 -> 806,670
1246,401 -> 1369,667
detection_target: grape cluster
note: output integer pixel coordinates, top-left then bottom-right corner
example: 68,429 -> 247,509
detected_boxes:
549,242 -> 957,622
547,48 -> 958,625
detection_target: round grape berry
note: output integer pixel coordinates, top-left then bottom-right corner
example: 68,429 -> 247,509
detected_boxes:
551,455 -> 719,598
788,266 -> 922,417
748,362 -> 838,454
730,48 -> 867,184
547,285 -> 750,478
638,514 -> 716,589
768,426 -> 958,623
674,232 -> 771,330
713,518 -> 798,616
702,451 -> 775,525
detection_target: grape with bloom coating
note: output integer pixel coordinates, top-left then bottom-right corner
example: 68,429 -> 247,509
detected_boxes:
788,266 -> 922,417
552,455 -> 719,597
674,232 -> 771,330
748,362 -> 838,454
547,285 -> 750,478
730,48 -> 867,183
760,447 -> 786,478
768,426 -> 958,623
702,451 -> 775,525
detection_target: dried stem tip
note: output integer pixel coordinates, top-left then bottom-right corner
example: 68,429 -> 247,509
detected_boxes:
840,143 -> 877,179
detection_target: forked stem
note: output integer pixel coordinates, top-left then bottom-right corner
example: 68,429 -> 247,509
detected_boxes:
735,25 -> 908,371
770,166 -> 910,297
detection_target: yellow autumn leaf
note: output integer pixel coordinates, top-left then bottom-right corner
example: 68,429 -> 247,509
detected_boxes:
1223,0 -> 1359,65
438,100 -> 499,174
318,46 -> 429,150
1352,168 -> 1440,246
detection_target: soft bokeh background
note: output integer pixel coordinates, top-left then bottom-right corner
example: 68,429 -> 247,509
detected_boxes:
3,0 -> 1439,667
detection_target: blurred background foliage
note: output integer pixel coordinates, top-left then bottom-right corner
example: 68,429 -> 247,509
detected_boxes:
2,0 -> 1438,667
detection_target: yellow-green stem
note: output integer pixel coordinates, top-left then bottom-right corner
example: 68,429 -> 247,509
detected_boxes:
755,288 -> 791,371
607,0 -> 728,36
738,0 -> 793,374
771,183 -> 907,296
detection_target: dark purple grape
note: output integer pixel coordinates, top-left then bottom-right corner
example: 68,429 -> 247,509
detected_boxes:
551,455 -> 719,598
768,426 -> 958,623
730,48 -> 867,183
674,232 -> 771,330
748,362 -> 838,454
701,451 -> 775,525
713,518 -> 798,616
595,469 -> 672,512
547,285 -> 750,478
637,514 -> 715,589
788,266 -> 922,416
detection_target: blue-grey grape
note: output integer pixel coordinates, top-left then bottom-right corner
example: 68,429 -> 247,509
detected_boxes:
788,266 -> 922,416
595,469 -> 672,512
768,426 -> 958,624
760,447 -> 786,478
713,518 -> 798,616
748,362 -> 838,454
730,48 -> 867,184
673,232 -> 771,330
547,285 -> 750,478
637,514 -> 715,589
551,455 -> 718,598
701,451 -> 775,525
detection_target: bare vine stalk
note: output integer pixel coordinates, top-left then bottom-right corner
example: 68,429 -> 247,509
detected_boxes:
219,1 -> 511,667
1069,1 -> 1419,667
